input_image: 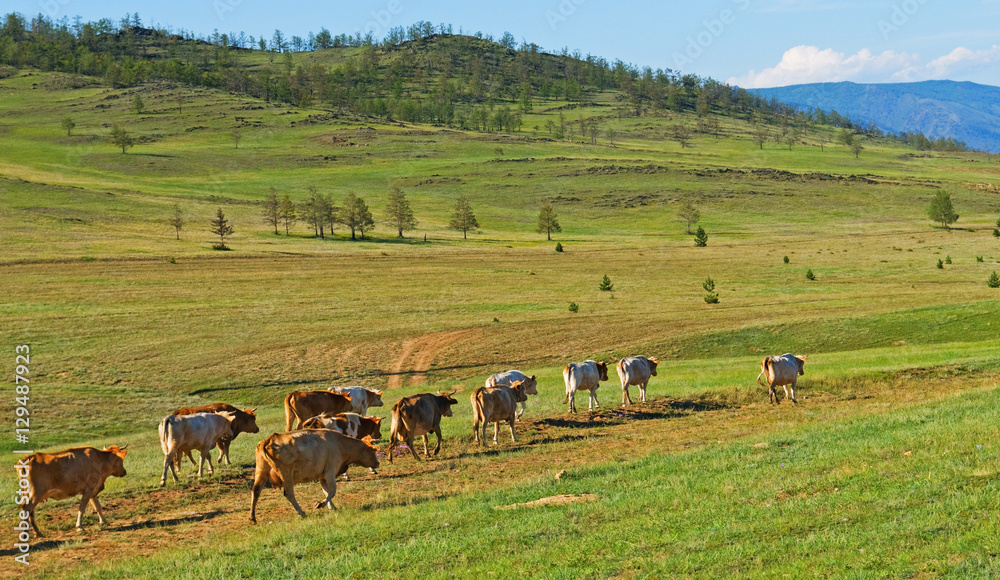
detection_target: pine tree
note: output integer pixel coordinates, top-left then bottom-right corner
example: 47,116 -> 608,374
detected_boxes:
989,272 -> 1000,288
449,196 -> 479,239
169,203 -> 184,240
536,202 -> 562,241
262,187 -> 280,234
694,226 -> 708,247
210,207 -> 234,250
599,275 -> 614,292
278,194 -> 296,235
385,186 -> 416,238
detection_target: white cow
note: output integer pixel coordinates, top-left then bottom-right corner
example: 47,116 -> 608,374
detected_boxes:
756,353 -> 807,404
485,370 -> 538,420
563,360 -> 609,413
616,356 -> 659,406
327,386 -> 384,416
159,412 -> 235,486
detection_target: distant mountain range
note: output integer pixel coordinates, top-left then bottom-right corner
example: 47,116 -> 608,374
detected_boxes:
749,80 -> 1000,152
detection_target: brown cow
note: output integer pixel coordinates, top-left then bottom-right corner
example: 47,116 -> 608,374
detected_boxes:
301,412 -> 383,440
172,403 -> 259,466
249,430 -> 380,523
471,381 -> 529,446
387,392 -> 458,462
20,445 -> 128,537
284,391 -> 353,431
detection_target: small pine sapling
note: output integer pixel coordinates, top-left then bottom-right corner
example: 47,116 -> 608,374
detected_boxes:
805,269 -> 816,280
599,275 -> 614,292
989,272 -> 1000,288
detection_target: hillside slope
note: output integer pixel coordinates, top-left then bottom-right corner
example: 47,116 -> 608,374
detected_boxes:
750,80 -> 1000,152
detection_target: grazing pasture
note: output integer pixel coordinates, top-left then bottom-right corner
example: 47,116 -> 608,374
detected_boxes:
2,68 -> 1000,577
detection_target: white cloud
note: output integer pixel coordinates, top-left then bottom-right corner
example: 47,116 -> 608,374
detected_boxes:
730,44 -> 1000,88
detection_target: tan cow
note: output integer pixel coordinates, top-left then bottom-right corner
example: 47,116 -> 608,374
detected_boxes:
326,386 -> 384,416
172,403 -> 259,466
616,356 -> 659,406
563,360 -> 610,413
387,392 -> 458,462
485,370 -> 538,420
249,430 -> 380,524
159,412 -> 235,486
284,390 -> 353,431
20,445 -> 128,536
756,353 -> 807,404
301,412 -> 383,441
471,381 -> 528,446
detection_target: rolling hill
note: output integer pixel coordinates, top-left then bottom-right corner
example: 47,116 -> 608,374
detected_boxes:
750,80 -> 1000,152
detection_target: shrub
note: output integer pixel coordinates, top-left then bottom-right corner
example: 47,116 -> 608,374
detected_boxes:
211,242 -> 230,251
936,259 -> 944,269
805,269 -> 815,280
990,272 -> 1000,288
694,226 -> 708,247
783,256 -> 789,264
977,256 -> 984,262
555,242 -> 563,252
945,255 -> 952,264
994,229 -> 999,238
568,302 -> 579,313
704,293 -> 719,304
599,275 -> 614,292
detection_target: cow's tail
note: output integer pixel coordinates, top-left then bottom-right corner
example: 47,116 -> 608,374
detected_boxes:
158,415 -> 172,456
470,388 -> 486,439
756,357 -> 771,387
388,400 -> 404,463
562,365 -> 572,404
284,392 -> 297,431
257,436 -> 283,487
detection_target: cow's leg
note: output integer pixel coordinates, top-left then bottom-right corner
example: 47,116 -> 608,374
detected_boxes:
282,478 -> 306,517
493,421 -> 500,445
472,415 -> 480,444
217,438 -> 231,465
516,400 -> 526,421
480,421 -> 489,448
26,501 -> 42,538
433,427 -> 443,456
507,416 -> 517,443
407,436 -> 421,461
90,496 -> 108,525
75,492 -> 91,529
204,448 -> 216,476
316,474 -> 337,510
769,383 -> 779,405
422,434 -> 431,457
640,381 -> 648,403
789,379 -> 798,404
250,469 -> 267,524
593,387 -> 601,409
568,391 -> 576,413
161,452 -> 178,486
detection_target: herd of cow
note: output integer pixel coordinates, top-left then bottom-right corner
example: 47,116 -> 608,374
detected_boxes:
18,353 -> 807,535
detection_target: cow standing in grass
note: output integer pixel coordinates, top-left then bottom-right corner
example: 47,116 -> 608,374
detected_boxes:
171,403 -> 259,466
616,356 -> 659,406
471,381 -> 528,446
249,430 -> 380,523
485,370 -> 538,420
284,390 -> 353,431
757,353 -> 807,404
388,392 -> 458,462
563,360 -> 609,413
21,445 -> 128,536
159,412 -> 236,486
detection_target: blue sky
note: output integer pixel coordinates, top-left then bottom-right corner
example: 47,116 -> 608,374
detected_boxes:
12,0 -> 1000,87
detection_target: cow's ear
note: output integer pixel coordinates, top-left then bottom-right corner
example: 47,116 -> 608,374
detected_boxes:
531,375 -> 536,380
373,417 -> 383,424
343,394 -> 353,401
375,390 -> 383,396
246,408 -> 257,414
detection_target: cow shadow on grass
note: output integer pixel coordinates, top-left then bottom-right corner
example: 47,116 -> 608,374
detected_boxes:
111,511 -> 223,532
538,398 -> 734,428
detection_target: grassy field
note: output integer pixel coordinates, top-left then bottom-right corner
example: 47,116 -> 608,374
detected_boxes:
2,66 -> 1000,577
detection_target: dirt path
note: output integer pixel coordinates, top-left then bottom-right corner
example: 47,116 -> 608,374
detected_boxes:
385,329 -> 477,389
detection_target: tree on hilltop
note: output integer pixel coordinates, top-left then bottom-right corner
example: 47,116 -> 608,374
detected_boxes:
927,190 -> 958,229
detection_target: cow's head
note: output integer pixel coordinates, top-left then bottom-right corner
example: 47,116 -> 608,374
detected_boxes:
795,356 -> 807,376
369,416 -> 384,440
360,435 -> 381,473
648,357 -> 659,376
104,445 -> 128,478
236,408 -> 261,434
217,411 -> 238,437
368,389 -> 385,407
524,375 -> 539,396
596,362 -> 609,381
509,380 -> 530,403
438,391 -> 459,416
